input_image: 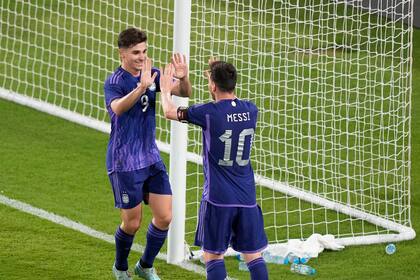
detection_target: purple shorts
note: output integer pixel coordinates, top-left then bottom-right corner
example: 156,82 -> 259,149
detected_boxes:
195,200 -> 268,254
108,161 -> 172,209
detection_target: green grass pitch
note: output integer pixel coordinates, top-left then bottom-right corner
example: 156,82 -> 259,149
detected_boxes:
1,1 -> 420,279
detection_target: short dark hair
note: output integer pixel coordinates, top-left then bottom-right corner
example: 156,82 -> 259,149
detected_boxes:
118,28 -> 147,49
209,61 -> 237,92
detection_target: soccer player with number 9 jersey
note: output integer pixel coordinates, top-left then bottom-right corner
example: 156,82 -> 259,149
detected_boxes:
104,28 -> 192,280
160,60 -> 268,280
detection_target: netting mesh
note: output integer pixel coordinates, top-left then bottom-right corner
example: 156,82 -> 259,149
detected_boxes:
187,0 -> 412,245
0,0 -> 413,247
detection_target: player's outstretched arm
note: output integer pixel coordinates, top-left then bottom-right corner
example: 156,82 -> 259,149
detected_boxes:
170,53 -> 192,98
160,64 -> 180,120
110,58 -> 157,116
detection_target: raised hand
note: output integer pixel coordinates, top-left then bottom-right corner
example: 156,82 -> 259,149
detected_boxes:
204,57 -> 218,79
160,64 -> 179,95
140,57 -> 157,89
171,53 -> 188,79
208,56 -> 218,66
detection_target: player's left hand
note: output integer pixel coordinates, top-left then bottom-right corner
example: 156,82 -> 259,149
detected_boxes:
140,57 -> 158,90
171,53 -> 188,79
160,64 -> 179,95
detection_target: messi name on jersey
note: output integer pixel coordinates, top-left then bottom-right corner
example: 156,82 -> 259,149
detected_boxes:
226,112 -> 251,123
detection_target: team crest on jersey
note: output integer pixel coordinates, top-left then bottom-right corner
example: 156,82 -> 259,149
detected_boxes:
148,82 -> 156,91
122,193 -> 129,204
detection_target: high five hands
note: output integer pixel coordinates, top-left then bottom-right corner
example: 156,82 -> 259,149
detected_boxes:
172,53 -> 188,80
160,63 -> 179,96
160,53 -> 189,95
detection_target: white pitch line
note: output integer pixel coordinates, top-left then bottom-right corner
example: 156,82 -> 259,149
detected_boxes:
0,194 -> 206,277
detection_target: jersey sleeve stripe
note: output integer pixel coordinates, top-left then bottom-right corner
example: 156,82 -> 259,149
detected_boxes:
110,70 -> 124,85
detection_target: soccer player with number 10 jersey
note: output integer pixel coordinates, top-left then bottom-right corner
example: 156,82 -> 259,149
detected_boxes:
160,59 -> 269,280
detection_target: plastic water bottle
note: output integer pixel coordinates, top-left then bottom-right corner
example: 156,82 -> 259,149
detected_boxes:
262,251 -> 289,264
262,251 -> 304,265
385,243 -> 396,255
238,261 -> 249,271
287,253 -> 300,264
300,254 -> 311,264
290,263 -> 316,276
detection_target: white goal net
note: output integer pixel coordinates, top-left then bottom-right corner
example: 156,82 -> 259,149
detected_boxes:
0,0 -> 415,261
186,0 -> 415,250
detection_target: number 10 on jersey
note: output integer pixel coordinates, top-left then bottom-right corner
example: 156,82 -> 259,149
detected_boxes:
218,128 -> 255,166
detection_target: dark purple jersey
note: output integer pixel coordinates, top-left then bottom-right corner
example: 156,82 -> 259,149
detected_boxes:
186,98 -> 258,207
104,66 -> 161,173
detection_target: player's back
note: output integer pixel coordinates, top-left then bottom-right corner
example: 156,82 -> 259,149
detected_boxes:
194,98 -> 258,207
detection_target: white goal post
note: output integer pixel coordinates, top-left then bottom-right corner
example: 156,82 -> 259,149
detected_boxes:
0,0 -> 415,265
